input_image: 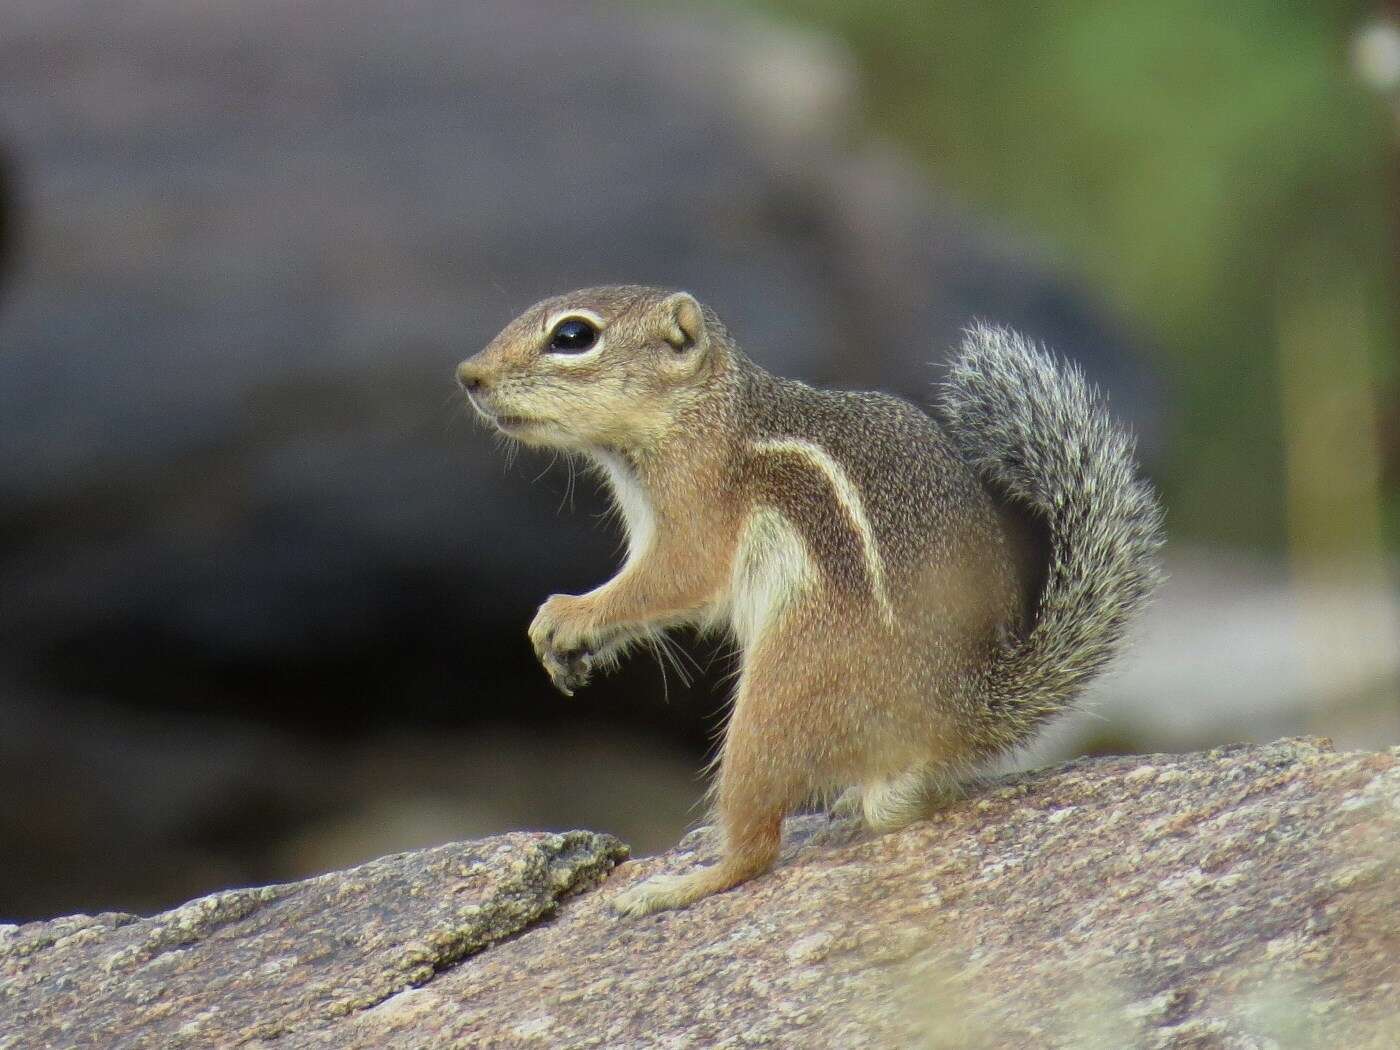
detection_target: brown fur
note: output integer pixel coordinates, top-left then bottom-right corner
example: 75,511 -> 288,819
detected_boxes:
456,285 -> 1155,916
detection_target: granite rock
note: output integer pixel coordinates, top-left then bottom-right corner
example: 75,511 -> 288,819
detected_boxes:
1,831 -> 628,1048
5,738 -> 1397,1048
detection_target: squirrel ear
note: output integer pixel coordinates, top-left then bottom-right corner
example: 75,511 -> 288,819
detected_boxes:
660,292 -> 708,354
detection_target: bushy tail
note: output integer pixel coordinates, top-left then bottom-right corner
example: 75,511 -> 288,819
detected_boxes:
939,323 -> 1165,752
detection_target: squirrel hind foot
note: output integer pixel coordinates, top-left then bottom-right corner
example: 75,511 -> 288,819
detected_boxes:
830,785 -> 864,821
612,841 -> 778,917
611,872 -> 705,918
611,858 -> 765,917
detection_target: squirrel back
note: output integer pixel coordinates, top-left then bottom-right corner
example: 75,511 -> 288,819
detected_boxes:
938,323 -> 1165,752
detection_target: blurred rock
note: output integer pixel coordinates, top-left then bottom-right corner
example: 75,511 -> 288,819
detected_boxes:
0,144 -> 15,298
0,680 -> 696,921
0,683 -> 339,920
5,739 -> 1398,1048
276,725 -> 699,878
0,0 -> 1160,741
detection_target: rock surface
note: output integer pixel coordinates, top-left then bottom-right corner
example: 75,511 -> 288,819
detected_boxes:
4,738 -> 1398,1048
1,831 -> 629,1049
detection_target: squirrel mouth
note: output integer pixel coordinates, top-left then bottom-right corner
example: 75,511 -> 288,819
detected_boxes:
493,414 -> 542,432
462,391 -> 541,433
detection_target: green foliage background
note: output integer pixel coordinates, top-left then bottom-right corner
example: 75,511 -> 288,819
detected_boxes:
721,0 -> 1398,550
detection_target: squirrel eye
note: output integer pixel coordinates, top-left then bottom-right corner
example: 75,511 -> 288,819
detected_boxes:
548,317 -> 598,353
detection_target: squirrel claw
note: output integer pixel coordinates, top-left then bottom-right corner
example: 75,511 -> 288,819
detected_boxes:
528,594 -> 608,696
542,646 -> 594,696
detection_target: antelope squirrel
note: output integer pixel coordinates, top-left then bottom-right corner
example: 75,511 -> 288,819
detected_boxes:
456,285 -> 1163,917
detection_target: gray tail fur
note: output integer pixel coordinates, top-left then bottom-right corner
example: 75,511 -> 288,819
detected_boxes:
939,323 -> 1165,752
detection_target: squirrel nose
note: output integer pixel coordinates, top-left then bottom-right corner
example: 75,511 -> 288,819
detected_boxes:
456,360 -> 488,394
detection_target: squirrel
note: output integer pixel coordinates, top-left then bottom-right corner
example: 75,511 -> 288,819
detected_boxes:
456,285 -> 1164,917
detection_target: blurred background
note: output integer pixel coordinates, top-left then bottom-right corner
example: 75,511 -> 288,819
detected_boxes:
1,0 -> 1396,922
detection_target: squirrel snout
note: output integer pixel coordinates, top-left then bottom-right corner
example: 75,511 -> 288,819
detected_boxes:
456,360 -> 489,394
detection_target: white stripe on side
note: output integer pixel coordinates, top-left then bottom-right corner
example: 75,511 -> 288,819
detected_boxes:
751,437 -> 896,626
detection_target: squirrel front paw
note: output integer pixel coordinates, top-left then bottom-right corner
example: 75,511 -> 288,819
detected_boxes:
528,594 -> 612,696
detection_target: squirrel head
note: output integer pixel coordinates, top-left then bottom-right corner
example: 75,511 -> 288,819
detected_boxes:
457,285 -> 723,451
